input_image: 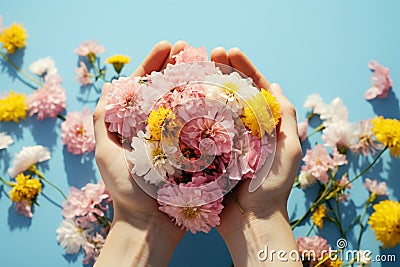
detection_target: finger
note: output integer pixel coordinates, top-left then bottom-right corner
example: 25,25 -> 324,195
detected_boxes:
131,40 -> 172,77
161,40 -> 188,69
228,47 -> 270,90
210,47 -> 232,74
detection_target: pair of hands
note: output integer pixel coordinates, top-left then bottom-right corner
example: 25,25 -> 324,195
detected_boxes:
93,41 -> 302,266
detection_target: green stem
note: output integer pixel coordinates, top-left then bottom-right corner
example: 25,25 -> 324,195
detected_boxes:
0,176 -> 15,187
57,114 -> 66,121
306,123 -> 325,138
0,52 -> 43,87
30,166 -> 67,199
356,202 -> 370,250
306,223 -> 316,236
90,58 -> 107,82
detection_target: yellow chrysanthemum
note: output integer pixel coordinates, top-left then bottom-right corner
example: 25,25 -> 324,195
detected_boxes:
318,257 -> 343,267
147,107 -> 172,141
368,200 -> 400,248
105,54 -> 131,74
0,91 -> 28,122
9,173 -> 42,203
241,88 -> 281,137
0,23 -> 28,54
371,116 -> 400,157
311,204 -> 327,229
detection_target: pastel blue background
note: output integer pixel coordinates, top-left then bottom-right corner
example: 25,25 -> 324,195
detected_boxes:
1,0 -> 399,266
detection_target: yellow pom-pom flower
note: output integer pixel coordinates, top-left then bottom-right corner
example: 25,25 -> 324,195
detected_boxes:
9,173 -> 42,203
147,107 -> 172,141
371,116 -> 400,157
241,88 -> 281,137
0,23 -> 28,54
105,54 -> 131,74
368,199 -> 400,248
0,91 -> 28,123
311,204 -> 327,229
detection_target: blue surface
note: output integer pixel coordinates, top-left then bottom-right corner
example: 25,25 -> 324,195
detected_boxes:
0,0 -> 399,266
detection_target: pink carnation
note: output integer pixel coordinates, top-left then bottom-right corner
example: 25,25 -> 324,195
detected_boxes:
364,60 -> 393,100
62,181 -> 110,222
61,108 -> 95,155
173,46 -> 208,64
350,119 -> 382,156
242,133 -> 272,179
296,236 -> 329,265
15,199 -> 33,218
75,61 -> 92,86
27,73 -> 66,120
157,183 -> 224,234
104,77 -> 147,138
364,178 -> 388,196
301,144 -> 347,183
74,40 -> 105,57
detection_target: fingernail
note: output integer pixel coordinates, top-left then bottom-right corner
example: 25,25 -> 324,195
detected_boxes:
270,83 -> 283,94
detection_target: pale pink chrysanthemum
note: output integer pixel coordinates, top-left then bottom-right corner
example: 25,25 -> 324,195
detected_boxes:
62,181 -> 110,222
75,61 -> 92,86
364,178 -> 388,196
104,77 -> 147,138
61,108 -> 95,155
8,145 -> 51,178
173,46 -> 208,64
350,119 -> 382,157
298,119 -> 308,141
298,171 -> 317,188
56,218 -> 90,254
0,132 -> 13,150
15,199 -> 33,218
27,73 -> 66,120
364,60 -> 393,100
337,174 -> 352,202
319,97 -> 349,123
82,233 -> 105,265
301,144 -> 347,183
74,40 -> 105,57
157,184 -> 224,234
321,120 -> 353,150
29,56 -> 57,76
303,94 -> 324,113
242,133 -> 272,179
296,236 -> 329,265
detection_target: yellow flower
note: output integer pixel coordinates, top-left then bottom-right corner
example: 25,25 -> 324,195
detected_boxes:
371,116 -> 400,157
0,23 -> 28,54
0,91 -> 28,122
147,107 -> 172,141
311,204 -> 327,229
105,54 -> 131,74
9,173 -> 42,202
241,88 -> 281,137
318,257 -> 343,267
368,200 -> 400,248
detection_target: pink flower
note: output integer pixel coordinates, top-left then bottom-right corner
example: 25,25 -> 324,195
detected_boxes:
298,119 -> 308,141
364,178 -> 388,196
15,199 -> 33,218
75,61 -> 92,86
62,181 -> 110,222
61,108 -> 95,155
104,77 -> 147,138
242,133 -> 272,179
303,94 -> 324,113
173,46 -> 208,64
301,144 -> 347,183
337,174 -> 352,202
157,183 -> 224,234
350,119 -> 382,156
321,121 -> 353,150
364,60 -> 393,100
27,73 -> 66,120
296,236 -> 329,264
74,40 -> 105,57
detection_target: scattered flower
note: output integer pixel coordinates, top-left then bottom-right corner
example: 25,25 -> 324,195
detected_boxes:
365,60 -> 392,100
298,119 -> 308,141
0,91 -> 28,123
364,178 -> 388,196
9,173 -> 41,203
311,204 -> 327,228
350,119 -> 382,157
105,54 -> 130,74
61,108 -> 95,155
29,56 -> 57,76
8,145 -> 50,178
0,132 -> 13,150
15,199 -> 33,218
0,22 -> 27,54
173,46 -> 207,64
296,235 -> 329,264
75,61 -> 92,86
368,200 -> 400,248
56,218 -> 89,254
371,116 -> 400,157
75,40 -> 105,63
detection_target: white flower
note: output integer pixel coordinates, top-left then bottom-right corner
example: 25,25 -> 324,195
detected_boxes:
319,97 -> 349,123
29,56 -> 57,76
322,120 -> 354,149
303,94 -> 324,111
8,145 -> 51,178
298,171 -> 316,188
0,132 -> 13,150
127,132 -> 175,185
56,219 -> 87,254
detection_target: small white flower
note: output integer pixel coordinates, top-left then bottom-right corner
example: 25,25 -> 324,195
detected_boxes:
29,56 -> 57,76
56,219 -> 87,254
0,132 -> 13,150
319,97 -> 349,123
303,94 -> 324,111
8,145 -> 51,178
298,171 -> 316,188
322,120 -> 354,149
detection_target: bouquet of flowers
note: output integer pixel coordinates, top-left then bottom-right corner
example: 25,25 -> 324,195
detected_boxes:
103,46 -> 281,233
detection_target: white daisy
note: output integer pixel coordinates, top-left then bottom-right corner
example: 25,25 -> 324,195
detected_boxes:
8,145 -> 51,178
56,219 -> 88,254
0,132 -> 13,150
29,56 -> 57,76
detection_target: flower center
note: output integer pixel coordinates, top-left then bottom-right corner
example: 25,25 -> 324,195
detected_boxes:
183,207 -> 198,219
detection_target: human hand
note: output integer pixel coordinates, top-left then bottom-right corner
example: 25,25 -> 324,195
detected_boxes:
211,48 -> 302,266
94,41 -> 188,267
